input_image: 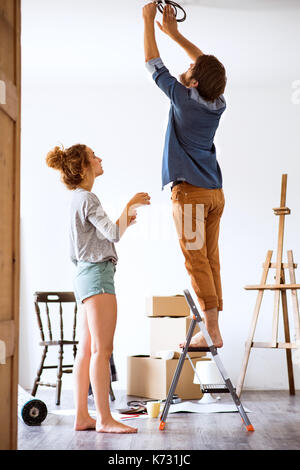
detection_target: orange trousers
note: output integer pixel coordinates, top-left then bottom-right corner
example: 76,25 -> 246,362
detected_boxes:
171,182 -> 225,312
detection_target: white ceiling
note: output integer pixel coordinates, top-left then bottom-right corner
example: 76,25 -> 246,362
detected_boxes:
22,0 -> 300,86
180,0 -> 300,9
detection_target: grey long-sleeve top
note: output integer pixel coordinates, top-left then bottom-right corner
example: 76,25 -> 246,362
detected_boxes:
69,187 -> 120,266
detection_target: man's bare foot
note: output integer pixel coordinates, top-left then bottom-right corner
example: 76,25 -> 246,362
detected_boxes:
96,418 -> 138,434
74,415 -> 96,431
179,331 -> 223,349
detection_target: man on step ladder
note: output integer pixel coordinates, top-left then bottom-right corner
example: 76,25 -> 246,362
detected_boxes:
143,3 -> 226,349
158,289 -> 254,432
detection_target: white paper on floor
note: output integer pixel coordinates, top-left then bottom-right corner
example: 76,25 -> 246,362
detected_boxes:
48,409 -> 149,420
168,401 -> 251,414
49,401 -> 251,421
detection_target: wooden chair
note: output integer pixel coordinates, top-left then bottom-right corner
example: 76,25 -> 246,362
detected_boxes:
31,291 -> 116,405
31,291 -> 78,405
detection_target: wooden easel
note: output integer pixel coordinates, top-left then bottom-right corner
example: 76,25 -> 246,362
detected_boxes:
237,174 -> 300,397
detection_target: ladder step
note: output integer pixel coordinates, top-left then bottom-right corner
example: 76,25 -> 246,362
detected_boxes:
187,346 -> 211,352
201,384 -> 233,393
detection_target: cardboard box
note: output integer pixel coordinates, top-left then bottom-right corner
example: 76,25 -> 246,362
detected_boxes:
146,295 -> 190,317
127,355 -> 210,400
149,316 -> 206,359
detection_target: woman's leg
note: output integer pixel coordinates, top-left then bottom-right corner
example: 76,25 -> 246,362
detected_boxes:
84,293 -> 137,434
73,303 -> 96,430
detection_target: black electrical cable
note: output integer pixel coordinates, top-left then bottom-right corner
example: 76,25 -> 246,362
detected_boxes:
156,0 -> 187,22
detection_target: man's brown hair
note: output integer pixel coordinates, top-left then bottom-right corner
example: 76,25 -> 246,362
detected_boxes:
192,54 -> 227,102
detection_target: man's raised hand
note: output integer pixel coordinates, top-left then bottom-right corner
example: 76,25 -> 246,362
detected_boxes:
143,2 -> 157,22
156,4 -> 178,37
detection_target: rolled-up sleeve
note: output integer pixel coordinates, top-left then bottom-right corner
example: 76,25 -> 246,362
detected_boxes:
86,195 -> 120,243
145,57 -> 165,75
146,58 -> 188,106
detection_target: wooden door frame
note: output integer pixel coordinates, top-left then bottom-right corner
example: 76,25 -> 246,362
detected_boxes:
12,0 -> 21,449
0,0 -> 21,450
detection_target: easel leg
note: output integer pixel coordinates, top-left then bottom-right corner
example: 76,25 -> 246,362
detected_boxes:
272,175 -> 288,346
287,250 -> 300,342
281,268 -> 295,395
236,251 -> 273,397
236,341 -> 253,398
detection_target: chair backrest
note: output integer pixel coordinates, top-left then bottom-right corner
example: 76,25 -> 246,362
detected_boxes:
33,291 -> 78,343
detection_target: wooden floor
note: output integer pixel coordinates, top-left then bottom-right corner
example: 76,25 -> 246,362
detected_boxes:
18,388 -> 300,450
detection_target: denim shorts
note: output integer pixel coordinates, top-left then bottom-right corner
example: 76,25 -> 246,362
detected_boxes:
73,260 -> 116,304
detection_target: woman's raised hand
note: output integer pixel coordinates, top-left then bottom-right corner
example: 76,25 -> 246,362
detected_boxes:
116,193 -> 150,236
128,210 -> 137,226
128,192 -> 151,212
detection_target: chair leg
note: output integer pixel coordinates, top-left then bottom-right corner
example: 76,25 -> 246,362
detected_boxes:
109,353 -> 117,402
109,381 -> 115,401
73,343 -> 77,361
56,345 -> 64,405
88,381 -> 115,401
32,346 -> 48,397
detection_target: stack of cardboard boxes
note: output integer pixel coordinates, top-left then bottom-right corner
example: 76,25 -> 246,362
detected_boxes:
127,295 -> 210,400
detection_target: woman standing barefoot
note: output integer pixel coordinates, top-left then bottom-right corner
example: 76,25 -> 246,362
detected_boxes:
46,143 -> 150,433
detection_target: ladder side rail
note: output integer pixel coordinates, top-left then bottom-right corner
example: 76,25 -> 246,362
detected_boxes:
160,318 -> 198,424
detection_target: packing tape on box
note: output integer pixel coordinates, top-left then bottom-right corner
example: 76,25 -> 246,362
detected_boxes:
154,350 -> 176,360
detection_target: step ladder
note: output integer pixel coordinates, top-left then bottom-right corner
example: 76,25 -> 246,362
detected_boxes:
159,289 -> 254,432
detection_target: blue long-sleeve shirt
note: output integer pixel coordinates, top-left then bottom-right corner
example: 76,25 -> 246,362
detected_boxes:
146,58 -> 226,190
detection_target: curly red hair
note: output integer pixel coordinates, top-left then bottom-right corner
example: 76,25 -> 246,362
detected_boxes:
46,144 -> 91,190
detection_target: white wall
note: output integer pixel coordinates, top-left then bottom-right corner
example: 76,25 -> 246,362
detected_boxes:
20,0 -> 300,393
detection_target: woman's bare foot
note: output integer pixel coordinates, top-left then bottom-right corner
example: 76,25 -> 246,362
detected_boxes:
179,331 -> 223,349
74,415 -> 96,431
96,417 -> 138,434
